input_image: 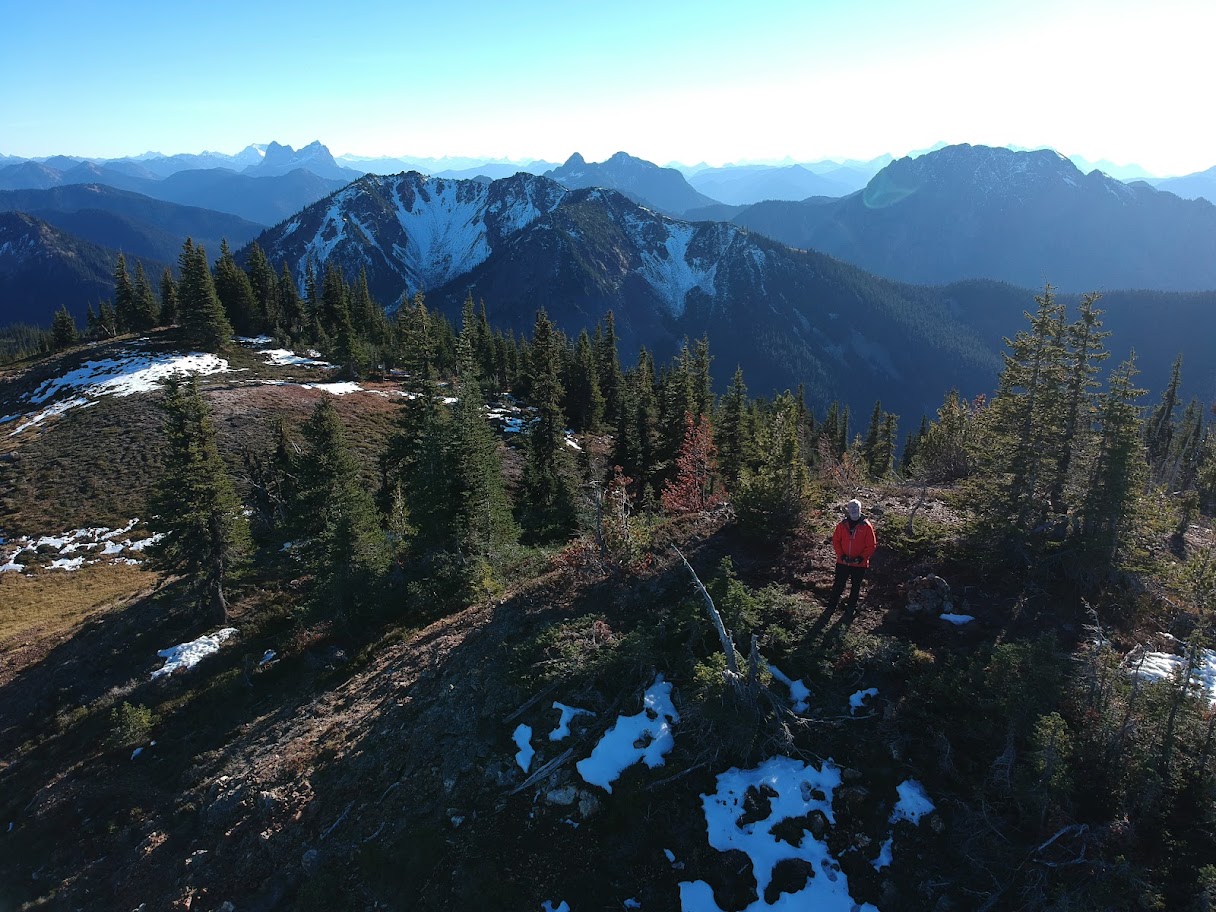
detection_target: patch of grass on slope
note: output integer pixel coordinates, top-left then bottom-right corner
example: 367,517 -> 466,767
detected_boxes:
0,563 -> 155,645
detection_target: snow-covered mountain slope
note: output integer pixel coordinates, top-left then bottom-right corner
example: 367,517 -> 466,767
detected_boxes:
252,172 -> 571,305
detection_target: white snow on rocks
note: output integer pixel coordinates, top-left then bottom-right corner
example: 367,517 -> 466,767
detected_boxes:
28,352 -> 229,404
1132,647 -> 1216,706
514,723 -> 535,772
633,221 -> 718,318
0,520 -> 161,574
767,664 -> 810,713
939,613 -> 974,625
9,350 -> 230,436
849,688 -> 878,715
678,755 -> 879,912
890,779 -> 935,824
261,349 -> 332,367
576,674 -> 679,793
549,703 -> 595,742
302,381 -> 363,395
151,628 -> 238,679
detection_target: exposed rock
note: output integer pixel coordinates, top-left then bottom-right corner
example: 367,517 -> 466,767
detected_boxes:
577,791 -> 600,818
544,786 -> 578,806
904,575 -> 953,618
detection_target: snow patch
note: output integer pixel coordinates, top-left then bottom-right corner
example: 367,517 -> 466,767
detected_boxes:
890,779 -> 935,824
634,221 -> 718,318
549,702 -> 595,741
849,688 -> 878,715
151,628 -> 238,679
679,755 -> 878,912
303,382 -> 363,395
1132,647 -> 1216,706
576,674 -> 679,793
513,723 -> 535,772
767,664 -> 810,712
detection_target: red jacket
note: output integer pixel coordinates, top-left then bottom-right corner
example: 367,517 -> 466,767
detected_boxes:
833,518 -> 876,568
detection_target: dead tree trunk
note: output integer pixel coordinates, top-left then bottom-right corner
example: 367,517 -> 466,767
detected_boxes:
672,545 -> 738,677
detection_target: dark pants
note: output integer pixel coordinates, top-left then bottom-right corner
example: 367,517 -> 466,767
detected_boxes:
827,563 -> 866,612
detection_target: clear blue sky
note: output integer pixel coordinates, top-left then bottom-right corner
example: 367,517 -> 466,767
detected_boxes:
5,0 -> 1214,175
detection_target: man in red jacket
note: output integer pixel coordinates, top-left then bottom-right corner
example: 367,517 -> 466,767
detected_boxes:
827,499 -> 877,616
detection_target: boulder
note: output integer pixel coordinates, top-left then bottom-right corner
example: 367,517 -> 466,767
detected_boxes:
904,575 -> 952,618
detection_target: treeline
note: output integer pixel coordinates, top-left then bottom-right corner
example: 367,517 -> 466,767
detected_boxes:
896,287 -> 1216,564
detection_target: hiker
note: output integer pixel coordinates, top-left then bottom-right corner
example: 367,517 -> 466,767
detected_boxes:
826,498 -> 877,615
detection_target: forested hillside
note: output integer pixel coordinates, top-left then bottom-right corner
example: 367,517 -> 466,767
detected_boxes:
1,238 -> 1214,910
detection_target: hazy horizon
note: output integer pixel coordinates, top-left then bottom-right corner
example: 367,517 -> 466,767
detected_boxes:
7,0 -> 1214,176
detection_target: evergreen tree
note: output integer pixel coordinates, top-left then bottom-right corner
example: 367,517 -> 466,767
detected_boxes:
1048,292 -> 1109,509
289,398 -> 389,617
131,261 -> 160,330
717,366 -> 751,490
735,392 -> 811,541
520,310 -> 578,540
862,400 -> 884,476
320,263 -> 367,378
595,311 -> 624,426
1081,356 -> 1146,560
214,239 -> 262,336
451,321 -> 517,579
112,253 -> 135,332
613,348 -> 659,501
245,243 -> 280,333
278,263 -> 305,340
1147,355 -> 1184,484
158,267 -> 177,327
177,239 -> 234,351
147,378 -> 249,623
822,401 -> 842,458
914,391 -> 977,482
51,305 -> 78,350
565,328 -> 605,432
901,415 -> 929,474
986,284 -> 1069,532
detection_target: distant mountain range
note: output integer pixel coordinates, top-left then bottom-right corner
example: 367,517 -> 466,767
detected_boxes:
725,144 -> 1216,292
1148,166 -> 1216,205
0,212 -> 166,325
544,153 -> 720,217
0,185 -> 264,265
0,159 -> 349,226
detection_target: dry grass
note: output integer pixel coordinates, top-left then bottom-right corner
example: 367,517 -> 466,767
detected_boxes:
0,562 -> 155,646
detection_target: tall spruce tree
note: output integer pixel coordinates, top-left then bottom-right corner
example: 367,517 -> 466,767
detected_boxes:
159,267 -> 178,326
131,260 -> 160,330
717,366 -> 751,490
51,305 -> 78,350
565,329 -> 605,432
177,239 -> 233,351
1081,356 -> 1146,560
595,311 -> 624,426
289,398 -> 389,618
1146,355 -> 1183,484
245,243 -> 280,334
148,378 -> 249,623
214,239 -> 262,337
451,319 -> 517,578
520,310 -> 578,540
113,253 -> 135,332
